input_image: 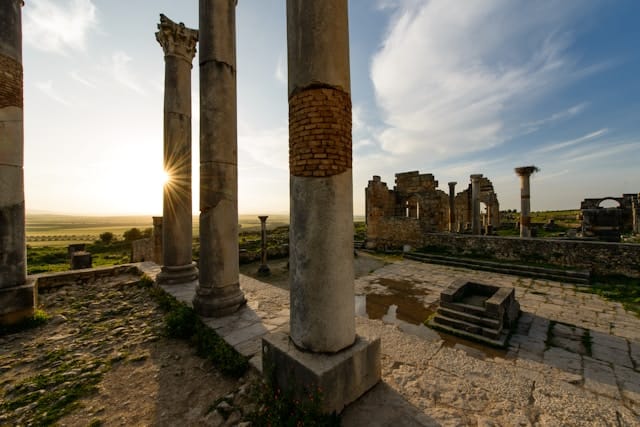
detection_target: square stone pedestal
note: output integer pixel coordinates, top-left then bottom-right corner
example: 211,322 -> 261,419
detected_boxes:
262,332 -> 381,414
0,279 -> 36,325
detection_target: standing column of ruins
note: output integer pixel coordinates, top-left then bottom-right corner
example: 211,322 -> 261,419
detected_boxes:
515,166 -> 538,238
193,0 -> 245,316
448,182 -> 456,232
258,216 -> 270,275
262,2 -> 380,414
155,14 -> 199,285
287,0 -> 355,352
470,174 -> 483,235
0,0 -> 34,325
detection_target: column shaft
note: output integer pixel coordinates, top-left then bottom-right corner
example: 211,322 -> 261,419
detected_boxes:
193,0 -> 245,316
288,0 -> 355,353
155,14 -> 199,284
448,182 -> 456,232
258,216 -> 270,275
470,175 -> 482,235
0,0 -> 34,325
515,166 -> 537,238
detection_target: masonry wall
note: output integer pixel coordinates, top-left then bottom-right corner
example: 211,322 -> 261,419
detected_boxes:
421,233 -> 640,278
366,217 -> 423,248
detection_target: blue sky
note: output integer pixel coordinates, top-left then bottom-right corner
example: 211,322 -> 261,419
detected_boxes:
21,0 -> 640,215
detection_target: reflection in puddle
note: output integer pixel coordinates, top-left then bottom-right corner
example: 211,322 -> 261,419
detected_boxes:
356,294 -> 439,341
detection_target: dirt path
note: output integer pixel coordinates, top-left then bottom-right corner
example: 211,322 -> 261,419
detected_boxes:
0,275 -> 254,426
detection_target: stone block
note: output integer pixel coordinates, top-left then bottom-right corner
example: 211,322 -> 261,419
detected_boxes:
262,331 -> 381,414
71,251 -> 92,270
0,280 -> 35,325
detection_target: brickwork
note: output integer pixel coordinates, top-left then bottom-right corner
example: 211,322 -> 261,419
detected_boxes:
289,87 -> 352,177
0,54 -> 22,109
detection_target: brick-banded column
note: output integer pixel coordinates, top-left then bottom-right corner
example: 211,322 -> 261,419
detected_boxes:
155,14 -> 199,285
262,1 -> 380,414
193,0 -> 245,316
448,182 -> 456,232
287,0 -> 355,353
470,174 -> 483,235
515,166 -> 538,238
0,0 -> 34,325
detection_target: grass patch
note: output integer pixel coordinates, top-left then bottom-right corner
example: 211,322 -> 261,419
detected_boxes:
0,309 -> 48,336
581,274 -> 640,317
0,358 -> 104,425
151,289 -> 248,378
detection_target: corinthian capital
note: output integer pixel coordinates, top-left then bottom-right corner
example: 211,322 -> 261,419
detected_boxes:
155,14 -> 198,63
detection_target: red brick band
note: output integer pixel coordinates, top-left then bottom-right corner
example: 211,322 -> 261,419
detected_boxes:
289,87 -> 351,177
0,54 -> 22,109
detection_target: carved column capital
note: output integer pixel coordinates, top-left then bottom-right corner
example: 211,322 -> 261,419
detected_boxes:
155,14 -> 198,63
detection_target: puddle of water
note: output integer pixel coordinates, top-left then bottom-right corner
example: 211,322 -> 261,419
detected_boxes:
374,278 -> 429,295
365,293 -> 432,325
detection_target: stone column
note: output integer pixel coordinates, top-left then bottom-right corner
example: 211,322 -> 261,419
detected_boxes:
0,0 -> 34,325
470,174 -> 483,235
193,0 -> 245,316
448,182 -> 456,232
152,216 -> 163,264
515,166 -> 538,238
262,0 -> 380,414
258,216 -> 270,275
155,14 -> 199,284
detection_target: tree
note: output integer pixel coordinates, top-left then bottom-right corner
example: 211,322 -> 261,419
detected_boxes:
99,232 -> 114,244
123,228 -> 143,242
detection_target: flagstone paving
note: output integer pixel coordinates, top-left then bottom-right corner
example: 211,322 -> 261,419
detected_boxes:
142,257 -> 640,426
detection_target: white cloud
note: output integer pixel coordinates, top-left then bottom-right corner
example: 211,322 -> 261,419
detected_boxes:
70,70 -> 96,88
24,0 -> 97,55
275,53 -> 286,85
535,128 -> 608,154
238,124 -> 288,171
35,80 -> 71,106
521,102 -> 589,133
370,0 -> 594,162
111,51 -> 145,94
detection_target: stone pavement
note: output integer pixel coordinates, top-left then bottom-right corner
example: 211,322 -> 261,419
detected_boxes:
139,258 -> 640,425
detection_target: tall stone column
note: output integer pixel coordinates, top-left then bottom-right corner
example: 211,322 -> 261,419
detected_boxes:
262,0 -> 380,414
155,14 -> 199,285
515,166 -> 538,238
193,0 -> 245,316
152,216 -> 163,264
448,182 -> 456,232
470,174 -> 483,235
257,216 -> 270,275
0,0 -> 34,325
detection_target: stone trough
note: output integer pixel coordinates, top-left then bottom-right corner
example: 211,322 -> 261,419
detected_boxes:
428,278 -> 520,347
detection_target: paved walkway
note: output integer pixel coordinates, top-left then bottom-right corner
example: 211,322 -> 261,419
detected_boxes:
140,258 -> 640,426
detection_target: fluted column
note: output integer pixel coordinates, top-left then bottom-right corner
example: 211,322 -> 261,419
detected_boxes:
470,174 -> 483,235
155,14 -> 199,284
515,166 -> 538,238
0,0 -> 34,325
193,0 -> 245,316
448,182 -> 456,232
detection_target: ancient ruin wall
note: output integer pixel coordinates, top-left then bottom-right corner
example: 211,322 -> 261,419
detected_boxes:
421,233 -> 640,278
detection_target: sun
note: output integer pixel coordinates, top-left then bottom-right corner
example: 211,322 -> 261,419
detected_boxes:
160,170 -> 171,186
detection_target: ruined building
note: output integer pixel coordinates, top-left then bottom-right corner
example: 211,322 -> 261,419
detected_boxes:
365,171 -> 500,249
581,193 -> 640,242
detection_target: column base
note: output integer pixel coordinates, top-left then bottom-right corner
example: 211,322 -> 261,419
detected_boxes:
0,279 -> 36,326
262,332 -> 381,414
192,284 -> 245,317
156,263 -> 198,285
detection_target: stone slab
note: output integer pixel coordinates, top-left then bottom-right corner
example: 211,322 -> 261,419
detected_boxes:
262,331 -> 381,414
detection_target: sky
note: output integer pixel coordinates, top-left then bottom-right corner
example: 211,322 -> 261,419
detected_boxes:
20,0 -> 640,216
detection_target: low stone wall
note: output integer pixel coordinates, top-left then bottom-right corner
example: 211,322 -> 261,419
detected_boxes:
34,265 -> 140,291
420,233 -> 640,278
366,217 -> 423,249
